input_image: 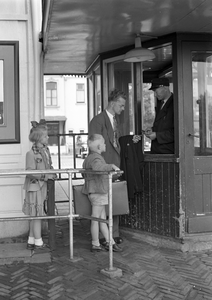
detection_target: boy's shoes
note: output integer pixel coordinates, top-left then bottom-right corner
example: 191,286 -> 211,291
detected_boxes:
100,238 -> 106,245
91,245 -> 106,252
100,237 -> 123,245
104,242 -> 123,252
26,243 -> 34,250
34,243 -> 49,250
114,237 -> 123,244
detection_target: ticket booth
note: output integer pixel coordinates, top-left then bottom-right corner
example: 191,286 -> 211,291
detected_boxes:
86,33 -> 212,244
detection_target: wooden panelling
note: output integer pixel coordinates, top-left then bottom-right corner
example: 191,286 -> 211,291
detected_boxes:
188,216 -> 212,233
188,172 -> 212,233
120,161 -> 180,238
203,174 -> 211,213
194,175 -> 203,214
193,173 -> 212,215
194,157 -> 212,174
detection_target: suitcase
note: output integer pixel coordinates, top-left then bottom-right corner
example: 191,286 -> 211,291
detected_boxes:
73,180 -> 129,216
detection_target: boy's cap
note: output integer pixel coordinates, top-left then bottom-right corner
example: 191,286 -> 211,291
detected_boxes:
149,78 -> 169,90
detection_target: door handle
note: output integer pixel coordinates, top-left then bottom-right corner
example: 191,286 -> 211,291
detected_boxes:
188,133 -> 199,138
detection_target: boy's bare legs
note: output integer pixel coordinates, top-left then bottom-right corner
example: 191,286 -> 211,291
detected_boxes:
91,205 -> 122,252
91,205 -> 103,246
91,205 -> 115,243
99,207 -> 109,242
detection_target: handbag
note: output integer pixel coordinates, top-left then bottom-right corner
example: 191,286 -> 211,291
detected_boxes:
73,180 -> 129,216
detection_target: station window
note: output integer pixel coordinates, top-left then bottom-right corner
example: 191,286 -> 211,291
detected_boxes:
142,83 -> 155,152
76,83 -> 85,103
46,81 -> 57,106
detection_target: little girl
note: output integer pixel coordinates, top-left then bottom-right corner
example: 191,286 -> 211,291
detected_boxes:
82,134 -> 122,252
23,119 -> 56,250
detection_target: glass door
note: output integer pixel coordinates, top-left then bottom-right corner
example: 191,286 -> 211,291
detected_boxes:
102,56 -> 134,136
183,42 -> 212,233
192,52 -> 212,155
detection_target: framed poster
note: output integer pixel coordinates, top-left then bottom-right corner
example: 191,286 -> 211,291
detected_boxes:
0,41 -> 20,143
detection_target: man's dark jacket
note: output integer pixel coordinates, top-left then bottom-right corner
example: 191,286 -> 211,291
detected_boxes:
119,135 -> 144,198
151,94 -> 174,154
89,110 -> 120,167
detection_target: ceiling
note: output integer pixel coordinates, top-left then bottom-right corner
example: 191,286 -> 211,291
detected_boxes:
42,0 -> 212,75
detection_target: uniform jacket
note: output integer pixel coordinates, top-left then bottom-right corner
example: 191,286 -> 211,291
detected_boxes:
82,152 -> 114,195
151,93 -> 174,154
89,110 -> 121,168
119,135 -> 144,198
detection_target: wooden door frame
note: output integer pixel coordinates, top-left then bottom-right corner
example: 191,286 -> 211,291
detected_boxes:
182,41 -> 212,233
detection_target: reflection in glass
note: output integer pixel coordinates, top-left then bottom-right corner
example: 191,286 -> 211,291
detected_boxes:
192,52 -> 212,155
142,83 -> 155,151
113,61 -> 132,136
0,60 -> 4,125
128,83 -> 134,134
95,66 -> 101,115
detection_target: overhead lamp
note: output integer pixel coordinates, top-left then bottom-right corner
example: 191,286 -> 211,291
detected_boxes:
124,34 -> 155,62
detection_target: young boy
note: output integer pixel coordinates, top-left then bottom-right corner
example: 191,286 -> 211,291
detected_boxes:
82,134 -> 122,252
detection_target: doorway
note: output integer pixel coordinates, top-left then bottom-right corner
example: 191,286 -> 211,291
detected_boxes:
183,42 -> 212,233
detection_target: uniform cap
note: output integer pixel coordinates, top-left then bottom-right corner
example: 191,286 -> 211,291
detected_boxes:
149,78 -> 169,90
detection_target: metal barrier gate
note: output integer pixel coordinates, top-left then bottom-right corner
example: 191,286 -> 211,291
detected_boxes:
0,168 -> 122,277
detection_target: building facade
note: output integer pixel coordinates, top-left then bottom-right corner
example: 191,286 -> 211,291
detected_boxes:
0,0 -> 42,237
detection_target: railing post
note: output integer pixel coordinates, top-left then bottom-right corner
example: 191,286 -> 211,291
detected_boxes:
108,173 -> 114,270
47,179 -> 56,250
68,171 -> 74,259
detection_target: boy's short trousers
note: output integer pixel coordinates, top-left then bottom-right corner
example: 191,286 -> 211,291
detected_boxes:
88,193 -> 108,206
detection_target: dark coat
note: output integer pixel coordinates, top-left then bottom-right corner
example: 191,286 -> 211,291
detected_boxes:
151,94 -> 174,154
89,110 -> 121,167
119,135 -> 144,198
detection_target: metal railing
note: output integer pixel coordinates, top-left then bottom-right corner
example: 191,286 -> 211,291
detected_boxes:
48,132 -> 88,180
0,168 -> 121,274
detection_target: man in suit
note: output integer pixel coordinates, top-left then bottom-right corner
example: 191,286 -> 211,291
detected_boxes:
89,89 -> 140,244
145,78 -> 174,154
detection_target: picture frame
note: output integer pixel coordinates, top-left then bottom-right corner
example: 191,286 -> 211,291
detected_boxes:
0,41 -> 20,143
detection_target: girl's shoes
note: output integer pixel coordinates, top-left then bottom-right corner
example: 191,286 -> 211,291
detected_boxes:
91,245 -> 106,252
26,243 -> 34,250
26,243 -> 49,250
34,243 -> 49,249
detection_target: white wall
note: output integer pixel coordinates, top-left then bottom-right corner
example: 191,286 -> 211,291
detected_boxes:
44,75 -> 88,135
0,0 -> 43,237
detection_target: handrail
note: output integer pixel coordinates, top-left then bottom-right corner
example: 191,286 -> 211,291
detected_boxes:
47,132 -> 88,180
0,168 -> 122,274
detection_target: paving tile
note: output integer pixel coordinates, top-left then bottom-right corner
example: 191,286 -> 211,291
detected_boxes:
0,219 -> 212,299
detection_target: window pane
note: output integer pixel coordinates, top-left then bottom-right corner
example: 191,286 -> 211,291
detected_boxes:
46,97 -> 51,106
77,83 -> 84,90
95,72 -> 101,114
142,83 -> 155,151
0,60 -> 4,125
192,52 -> 212,155
52,97 -> 57,106
113,61 -> 132,136
52,90 -> 57,97
76,88 -> 85,103
46,81 -> 57,106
